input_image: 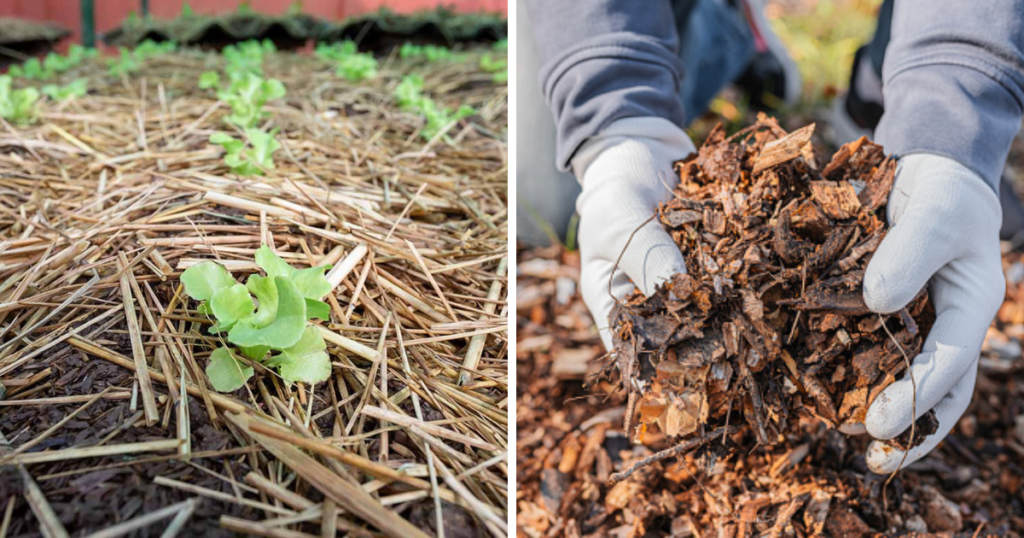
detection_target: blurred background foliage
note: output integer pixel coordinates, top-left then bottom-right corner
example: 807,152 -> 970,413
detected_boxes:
698,0 -> 882,138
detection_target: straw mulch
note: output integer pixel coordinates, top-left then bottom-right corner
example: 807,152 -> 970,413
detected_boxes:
0,49 -> 507,537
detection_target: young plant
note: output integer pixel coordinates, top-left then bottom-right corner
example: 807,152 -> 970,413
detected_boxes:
420,100 -> 475,140
201,72 -> 286,128
198,71 -> 220,90
479,53 -> 507,84
179,245 -> 333,391
108,40 -> 176,76
398,43 -> 456,62
315,42 -> 377,81
42,78 -> 88,101
335,54 -> 377,81
393,74 -> 424,109
393,75 -> 475,141
108,48 -> 141,77
133,39 -> 178,58
10,45 -> 98,80
222,39 -> 276,79
8,59 -> 46,80
0,76 -> 39,125
43,44 -> 98,75
314,41 -> 357,63
209,128 -> 280,176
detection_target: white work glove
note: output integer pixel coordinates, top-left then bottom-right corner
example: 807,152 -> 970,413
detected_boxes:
572,117 -> 696,350
862,154 -> 1004,473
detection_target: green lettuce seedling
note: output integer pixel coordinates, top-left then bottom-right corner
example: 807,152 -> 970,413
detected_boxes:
315,42 -> 377,81
393,75 -> 475,141
480,53 -> 507,83
479,39 -> 508,83
9,59 -> 45,80
201,72 -> 285,128
108,40 -> 176,77
42,78 -> 88,101
180,245 -> 333,391
0,76 -> 39,125
223,74 -> 286,129
108,48 -> 141,77
398,43 -> 457,62
44,45 -> 98,74
198,71 -> 220,90
222,39 -> 276,79
209,128 -> 280,176
393,75 -> 425,109
134,39 -> 178,58
10,45 -> 98,80
419,99 -> 475,140
200,41 -> 276,92
314,41 -> 357,63
335,54 -> 377,81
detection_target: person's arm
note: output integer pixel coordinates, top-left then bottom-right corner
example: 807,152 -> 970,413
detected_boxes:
876,0 -> 1024,187
523,0 -> 686,172
522,1 -> 694,350
863,1 -> 1023,473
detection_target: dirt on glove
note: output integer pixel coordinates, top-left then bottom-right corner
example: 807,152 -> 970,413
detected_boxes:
608,115 -> 935,467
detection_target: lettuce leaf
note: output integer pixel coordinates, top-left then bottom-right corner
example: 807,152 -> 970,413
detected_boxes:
209,283 -> 255,332
266,326 -> 331,384
227,276 -> 306,349
181,261 -> 237,302
206,346 -> 253,392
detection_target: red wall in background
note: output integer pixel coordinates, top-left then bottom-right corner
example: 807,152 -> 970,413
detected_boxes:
0,0 -> 507,48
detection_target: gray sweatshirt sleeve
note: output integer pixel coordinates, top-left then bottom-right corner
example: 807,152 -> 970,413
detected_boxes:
523,0 -> 685,172
875,0 -> 1024,191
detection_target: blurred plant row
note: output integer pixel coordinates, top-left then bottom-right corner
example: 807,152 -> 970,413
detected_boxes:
0,36 -> 507,163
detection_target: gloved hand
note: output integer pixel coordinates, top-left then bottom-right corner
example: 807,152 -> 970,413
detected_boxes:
572,117 -> 696,350
862,153 -> 1005,473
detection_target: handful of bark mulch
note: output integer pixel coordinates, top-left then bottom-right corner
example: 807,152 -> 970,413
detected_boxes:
609,116 -> 934,458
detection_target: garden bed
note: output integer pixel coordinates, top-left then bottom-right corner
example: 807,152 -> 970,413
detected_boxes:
0,42 -> 507,537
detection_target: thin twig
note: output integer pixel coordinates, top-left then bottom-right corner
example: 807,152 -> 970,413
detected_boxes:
879,313 -> 916,512
608,426 -> 735,485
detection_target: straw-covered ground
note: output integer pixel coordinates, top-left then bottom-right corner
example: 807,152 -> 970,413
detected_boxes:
0,46 -> 507,537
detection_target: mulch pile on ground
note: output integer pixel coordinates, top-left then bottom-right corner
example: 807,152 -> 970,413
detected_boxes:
609,116 -> 932,470
517,245 -> 1024,536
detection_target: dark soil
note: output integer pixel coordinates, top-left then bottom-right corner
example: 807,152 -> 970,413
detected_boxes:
0,350 -> 252,537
